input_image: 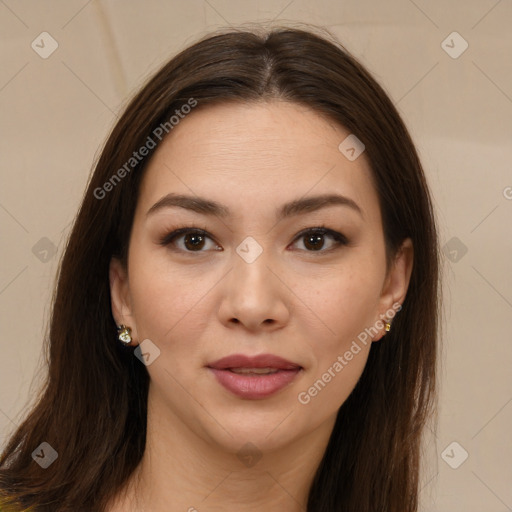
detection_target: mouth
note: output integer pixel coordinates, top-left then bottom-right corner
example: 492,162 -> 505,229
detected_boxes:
224,367 -> 282,375
206,353 -> 303,400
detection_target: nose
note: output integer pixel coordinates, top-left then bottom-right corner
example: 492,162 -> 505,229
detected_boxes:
217,245 -> 291,332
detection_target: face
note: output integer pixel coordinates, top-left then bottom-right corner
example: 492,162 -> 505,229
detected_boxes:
110,100 -> 413,455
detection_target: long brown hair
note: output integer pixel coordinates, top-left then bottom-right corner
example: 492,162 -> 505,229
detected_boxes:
0,25 -> 440,512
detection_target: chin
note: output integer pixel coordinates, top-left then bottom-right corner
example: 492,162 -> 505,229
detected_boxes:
199,405 -> 306,455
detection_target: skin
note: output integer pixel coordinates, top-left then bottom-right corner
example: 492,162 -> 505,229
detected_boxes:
108,100 -> 413,511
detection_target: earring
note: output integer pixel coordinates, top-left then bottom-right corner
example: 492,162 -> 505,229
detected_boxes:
385,322 -> 391,332
117,325 -> 132,344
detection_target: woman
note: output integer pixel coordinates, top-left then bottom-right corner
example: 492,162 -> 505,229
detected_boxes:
0,25 -> 440,512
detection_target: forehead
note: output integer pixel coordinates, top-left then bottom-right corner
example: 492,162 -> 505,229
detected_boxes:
137,100 -> 380,224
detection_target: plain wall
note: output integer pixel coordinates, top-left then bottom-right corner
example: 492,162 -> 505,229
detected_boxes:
1,1 -> 511,510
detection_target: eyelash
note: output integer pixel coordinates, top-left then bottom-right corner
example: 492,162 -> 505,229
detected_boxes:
158,225 -> 348,254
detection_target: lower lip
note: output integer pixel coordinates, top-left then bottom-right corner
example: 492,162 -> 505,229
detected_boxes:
208,368 -> 301,399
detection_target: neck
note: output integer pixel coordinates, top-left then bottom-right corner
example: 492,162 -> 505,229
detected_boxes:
108,390 -> 336,511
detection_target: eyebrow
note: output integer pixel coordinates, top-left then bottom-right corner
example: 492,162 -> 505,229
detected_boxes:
146,192 -> 363,221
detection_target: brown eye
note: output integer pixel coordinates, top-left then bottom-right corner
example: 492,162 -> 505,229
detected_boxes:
292,228 -> 347,253
303,232 -> 325,251
183,232 -> 206,251
159,228 -> 221,253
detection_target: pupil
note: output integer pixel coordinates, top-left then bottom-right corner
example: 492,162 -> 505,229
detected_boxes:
305,233 -> 324,251
185,233 -> 204,250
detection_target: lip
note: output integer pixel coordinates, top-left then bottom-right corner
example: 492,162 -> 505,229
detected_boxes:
207,353 -> 302,400
208,353 -> 301,370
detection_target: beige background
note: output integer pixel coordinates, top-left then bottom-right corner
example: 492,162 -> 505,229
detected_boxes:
1,1 -> 511,510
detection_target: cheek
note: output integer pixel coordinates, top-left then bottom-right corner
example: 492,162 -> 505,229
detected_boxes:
127,249 -> 216,342
298,260 -> 382,349
295,271 -> 377,411
297,345 -> 370,415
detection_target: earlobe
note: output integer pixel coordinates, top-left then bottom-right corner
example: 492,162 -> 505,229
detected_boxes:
109,257 -> 136,336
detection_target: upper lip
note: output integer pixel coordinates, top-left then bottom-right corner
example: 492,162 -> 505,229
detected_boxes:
207,353 -> 302,370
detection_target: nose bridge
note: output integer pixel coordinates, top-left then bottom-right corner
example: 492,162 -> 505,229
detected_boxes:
232,235 -> 274,295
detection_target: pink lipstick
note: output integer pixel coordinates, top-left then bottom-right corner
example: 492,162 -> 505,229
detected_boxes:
207,354 -> 302,400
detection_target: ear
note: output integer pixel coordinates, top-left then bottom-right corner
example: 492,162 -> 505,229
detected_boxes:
109,257 -> 138,345
372,238 -> 414,341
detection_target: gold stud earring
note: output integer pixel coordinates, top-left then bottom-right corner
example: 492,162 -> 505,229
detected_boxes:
385,322 -> 391,332
117,325 -> 132,344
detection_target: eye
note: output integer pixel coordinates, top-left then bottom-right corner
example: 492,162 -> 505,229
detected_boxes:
159,226 -> 348,254
159,228 -> 221,253
290,227 -> 348,253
